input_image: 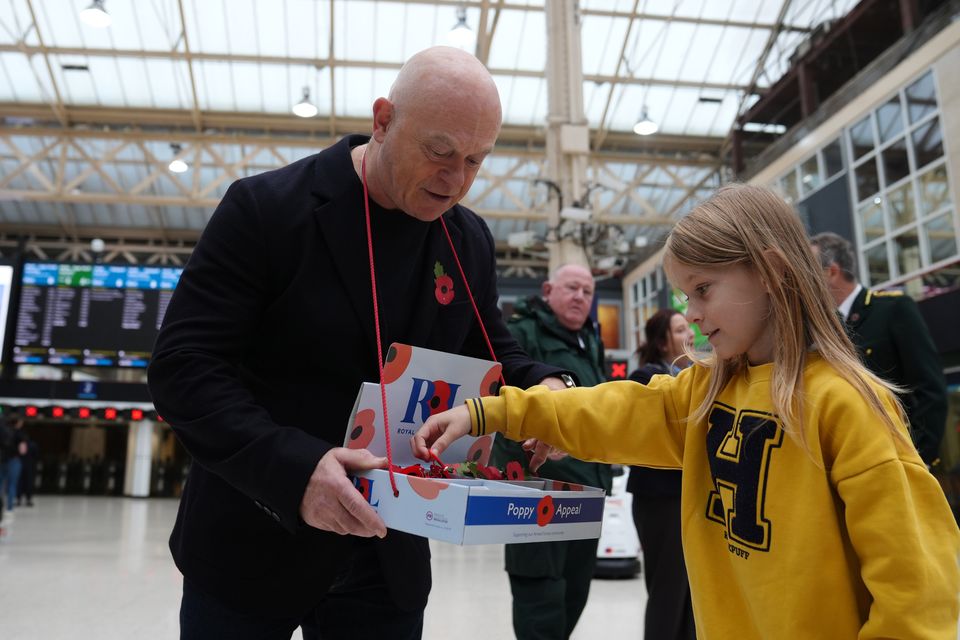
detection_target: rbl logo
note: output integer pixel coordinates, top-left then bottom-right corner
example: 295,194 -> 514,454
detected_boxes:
353,477 -> 379,508
401,378 -> 461,423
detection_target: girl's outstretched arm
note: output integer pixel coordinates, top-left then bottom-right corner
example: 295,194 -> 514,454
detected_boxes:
415,377 -> 689,469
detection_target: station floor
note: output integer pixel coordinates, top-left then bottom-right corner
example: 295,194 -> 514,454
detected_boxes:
0,496 -> 647,639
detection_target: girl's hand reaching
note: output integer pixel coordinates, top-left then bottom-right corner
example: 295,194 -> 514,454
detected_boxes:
411,404 -> 473,461
412,403 -> 567,472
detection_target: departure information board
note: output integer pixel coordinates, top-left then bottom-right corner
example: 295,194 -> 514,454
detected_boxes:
12,263 -> 183,368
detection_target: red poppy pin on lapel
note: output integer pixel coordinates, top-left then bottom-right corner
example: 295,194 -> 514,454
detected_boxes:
434,261 -> 455,305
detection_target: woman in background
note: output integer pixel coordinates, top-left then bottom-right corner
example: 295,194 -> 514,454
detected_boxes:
628,308 -> 696,640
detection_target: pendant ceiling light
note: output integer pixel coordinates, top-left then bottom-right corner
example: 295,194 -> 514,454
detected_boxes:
292,86 -> 318,118
632,106 -> 659,136
80,0 -> 112,28
168,144 -> 188,174
446,6 -> 474,50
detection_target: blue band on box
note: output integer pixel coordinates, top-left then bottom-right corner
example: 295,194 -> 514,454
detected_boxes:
464,495 -> 604,526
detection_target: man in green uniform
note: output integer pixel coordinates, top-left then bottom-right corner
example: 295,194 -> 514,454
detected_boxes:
492,263 -> 613,640
811,232 -> 947,467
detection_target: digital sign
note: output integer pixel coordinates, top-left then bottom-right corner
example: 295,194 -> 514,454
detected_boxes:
12,263 -> 182,368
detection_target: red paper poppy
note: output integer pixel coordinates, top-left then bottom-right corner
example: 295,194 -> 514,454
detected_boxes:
477,464 -> 503,480
392,463 -> 426,477
435,274 -> 454,305
433,261 -> 455,305
506,461 -> 524,481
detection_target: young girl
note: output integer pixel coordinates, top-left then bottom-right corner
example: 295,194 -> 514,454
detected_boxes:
413,184 -> 960,639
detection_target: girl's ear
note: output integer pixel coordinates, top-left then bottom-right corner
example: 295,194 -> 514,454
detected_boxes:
760,248 -> 790,293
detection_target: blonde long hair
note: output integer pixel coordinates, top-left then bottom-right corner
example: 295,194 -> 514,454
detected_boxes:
664,184 -> 908,450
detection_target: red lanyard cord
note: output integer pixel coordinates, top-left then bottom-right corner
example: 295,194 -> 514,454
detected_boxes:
361,148 -> 506,497
361,151 -> 399,497
438,217 -> 506,389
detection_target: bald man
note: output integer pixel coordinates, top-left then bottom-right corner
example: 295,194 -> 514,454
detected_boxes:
149,47 -> 567,640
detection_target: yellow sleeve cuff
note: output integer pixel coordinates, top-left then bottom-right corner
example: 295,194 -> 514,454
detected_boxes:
466,395 -> 507,437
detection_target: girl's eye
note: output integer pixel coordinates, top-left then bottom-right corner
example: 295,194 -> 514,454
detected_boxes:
696,284 -> 709,296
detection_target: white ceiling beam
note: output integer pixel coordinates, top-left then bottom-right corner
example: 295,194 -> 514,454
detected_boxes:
0,45 -> 754,92
62,139 -> 130,193
0,106 -> 725,155
176,0 -> 203,132
722,0 -> 796,156
0,126 -> 715,260
22,0 -> 68,126
592,0 -> 642,151
0,125 -> 720,166
468,157 -> 534,206
198,145 -> 265,198
0,225 -> 199,242
592,165 -> 657,217
3,189 -> 221,208
129,141 -> 175,196
382,0 -> 811,32
328,0 -> 337,137
0,135 -> 60,189
661,167 -> 720,219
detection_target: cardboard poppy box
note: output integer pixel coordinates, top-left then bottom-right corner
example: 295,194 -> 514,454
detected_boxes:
344,343 -> 606,545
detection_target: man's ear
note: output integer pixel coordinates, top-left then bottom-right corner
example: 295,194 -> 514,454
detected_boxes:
371,97 -> 394,142
827,262 -> 844,282
541,281 -> 552,298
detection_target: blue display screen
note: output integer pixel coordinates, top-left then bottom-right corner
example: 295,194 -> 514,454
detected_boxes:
13,263 -> 183,368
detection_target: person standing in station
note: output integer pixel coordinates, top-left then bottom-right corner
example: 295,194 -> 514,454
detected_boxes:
628,308 -> 697,640
0,415 -> 26,519
16,433 -> 38,507
148,46 -> 568,640
491,263 -> 612,640
810,231 -> 947,468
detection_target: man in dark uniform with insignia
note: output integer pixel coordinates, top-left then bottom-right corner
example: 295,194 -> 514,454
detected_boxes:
810,232 -> 947,467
